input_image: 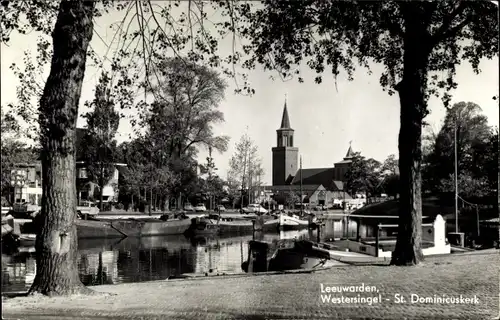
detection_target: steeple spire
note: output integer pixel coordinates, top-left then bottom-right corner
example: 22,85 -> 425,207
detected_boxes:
345,141 -> 355,159
280,94 -> 291,129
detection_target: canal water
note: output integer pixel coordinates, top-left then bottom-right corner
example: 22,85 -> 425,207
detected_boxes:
1,219 -> 359,293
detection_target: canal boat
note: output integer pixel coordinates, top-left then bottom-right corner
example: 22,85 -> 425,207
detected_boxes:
279,213 -> 318,230
76,218 -> 125,239
185,214 -> 277,236
218,217 -> 279,234
76,215 -> 192,239
185,215 -> 220,237
18,234 -> 36,247
77,234 -> 193,255
241,239 -> 331,273
188,214 -> 280,235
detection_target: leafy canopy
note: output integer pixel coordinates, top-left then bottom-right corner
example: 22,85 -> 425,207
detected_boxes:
227,1 -> 498,107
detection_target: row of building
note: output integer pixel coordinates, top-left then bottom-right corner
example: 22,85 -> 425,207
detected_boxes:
7,100 -> 362,210
7,128 -> 125,206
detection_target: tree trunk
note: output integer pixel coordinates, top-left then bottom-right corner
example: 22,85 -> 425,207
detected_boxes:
99,165 -> 104,211
29,1 -> 96,296
148,188 -> 152,216
391,6 -> 431,266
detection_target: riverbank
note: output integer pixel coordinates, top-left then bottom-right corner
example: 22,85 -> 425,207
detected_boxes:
2,250 -> 498,320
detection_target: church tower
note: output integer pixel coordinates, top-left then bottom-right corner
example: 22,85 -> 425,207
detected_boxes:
272,98 -> 299,186
333,141 -> 356,181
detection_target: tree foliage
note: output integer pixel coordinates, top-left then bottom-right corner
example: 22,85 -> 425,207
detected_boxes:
345,152 -> 382,197
0,111 -> 38,201
381,154 -> 399,176
226,1 -> 497,104
143,57 -> 229,157
218,0 -> 498,266
423,102 -> 497,198
228,133 -> 264,207
198,149 -> 227,208
79,72 -> 121,208
285,190 -> 301,209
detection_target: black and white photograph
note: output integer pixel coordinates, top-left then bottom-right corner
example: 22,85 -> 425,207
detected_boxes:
1,1 -> 499,319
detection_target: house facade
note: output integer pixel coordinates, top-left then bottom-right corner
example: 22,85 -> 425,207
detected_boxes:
75,128 -> 126,204
9,128 -> 126,206
76,161 -> 126,203
10,163 -> 42,205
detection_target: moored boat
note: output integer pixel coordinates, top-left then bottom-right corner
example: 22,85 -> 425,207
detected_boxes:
186,214 -> 280,236
138,217 -> 192,236
18,234 -> 36,247
241,239 -> 331,273
76,219 -> 126,239
213,214 -> 279,234
279,213 -> 318,230
76,216 -> 192,238
185,215 -> 220,237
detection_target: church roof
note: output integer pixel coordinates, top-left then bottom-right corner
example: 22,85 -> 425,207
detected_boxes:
335,159 -> 353,165
290,168 -> 344,191
279,100 -> 291,129
265,184 -> 324,198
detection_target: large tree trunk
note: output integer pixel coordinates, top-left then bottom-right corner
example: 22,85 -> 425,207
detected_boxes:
391,5 -> 431,266
29,1 -> 96,295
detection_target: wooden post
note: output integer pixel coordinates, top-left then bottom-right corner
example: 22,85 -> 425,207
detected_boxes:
375,224 -> 380,257
476,206 -> 480,237
346,216 -> 350,239
356,218 -> 361,241
332,220 -> 335,241
317,224 -> 320,243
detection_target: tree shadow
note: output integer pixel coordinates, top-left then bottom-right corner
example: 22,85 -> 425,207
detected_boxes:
2,291 -> 29,299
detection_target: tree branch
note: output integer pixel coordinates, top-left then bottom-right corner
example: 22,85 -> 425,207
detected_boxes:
431,1 -> 469,43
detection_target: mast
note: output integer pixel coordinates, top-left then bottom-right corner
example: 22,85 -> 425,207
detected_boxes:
300,155 -> 303,216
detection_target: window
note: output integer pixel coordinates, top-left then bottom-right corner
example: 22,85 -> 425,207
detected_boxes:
290,136 -> 293,147
78,168 -> 88,179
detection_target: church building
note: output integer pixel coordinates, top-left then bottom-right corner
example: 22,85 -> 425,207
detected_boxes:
265,100 -> 355,207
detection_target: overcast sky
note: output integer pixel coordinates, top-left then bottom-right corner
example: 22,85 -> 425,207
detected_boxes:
1,4 -> 498,185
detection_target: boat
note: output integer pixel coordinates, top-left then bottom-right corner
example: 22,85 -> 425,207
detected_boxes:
76,218 -> 126,239
77,234 -> 192,255
19,234 -> 36,247
187,214 -> 280,236
184,215 -> 220,237
76,216 -> 192,239
279,213 -> 318,230
1,222 -> 13,237
241,239 -> 331,273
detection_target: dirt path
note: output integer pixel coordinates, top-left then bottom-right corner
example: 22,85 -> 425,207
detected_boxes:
2,251 -> 498,320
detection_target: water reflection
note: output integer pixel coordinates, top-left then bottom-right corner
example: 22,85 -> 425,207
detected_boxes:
1,217 -> 363,293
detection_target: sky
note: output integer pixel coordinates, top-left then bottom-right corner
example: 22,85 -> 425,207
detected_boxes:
1,3 -> 498,185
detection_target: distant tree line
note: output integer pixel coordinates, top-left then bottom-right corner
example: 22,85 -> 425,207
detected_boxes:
1,58 -> 231,213
345,101 -> 498,205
